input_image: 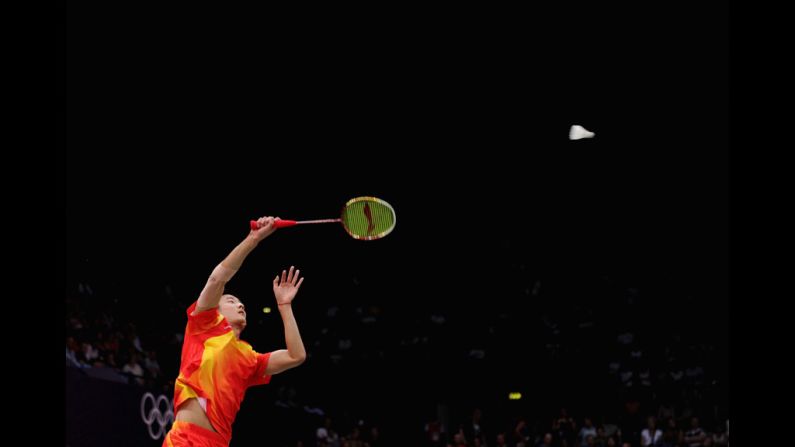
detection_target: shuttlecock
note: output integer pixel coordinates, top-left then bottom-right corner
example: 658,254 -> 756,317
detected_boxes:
569,124 -> 595,140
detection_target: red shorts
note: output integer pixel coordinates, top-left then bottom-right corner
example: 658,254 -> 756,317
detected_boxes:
163,421 -> 228,447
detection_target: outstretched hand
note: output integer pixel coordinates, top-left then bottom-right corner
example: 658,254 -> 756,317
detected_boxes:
273,266 -> 304,306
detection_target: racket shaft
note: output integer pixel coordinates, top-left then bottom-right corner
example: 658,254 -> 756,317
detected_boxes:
250,218 -> 340,230
294,219 -> 341,225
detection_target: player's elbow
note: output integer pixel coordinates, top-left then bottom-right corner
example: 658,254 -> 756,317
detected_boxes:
210,264 -> 237,284
292,353 -> 307,366
206,274 -> 228,287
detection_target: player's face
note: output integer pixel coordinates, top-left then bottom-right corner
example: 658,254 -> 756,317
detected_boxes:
219,294 -> 246,327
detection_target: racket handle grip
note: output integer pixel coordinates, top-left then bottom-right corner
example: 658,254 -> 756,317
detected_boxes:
250,220 -> 297,230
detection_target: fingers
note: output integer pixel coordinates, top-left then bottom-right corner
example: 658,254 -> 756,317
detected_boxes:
292,269 -> 300,286
256,216 -> 276,229
277,267 -> 303,287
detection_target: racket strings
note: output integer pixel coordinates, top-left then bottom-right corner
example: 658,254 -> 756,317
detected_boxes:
342,198 -> 396,240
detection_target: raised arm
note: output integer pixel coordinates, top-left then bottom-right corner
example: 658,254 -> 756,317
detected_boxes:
194,216 -> 278,314
265,266 -> 307,374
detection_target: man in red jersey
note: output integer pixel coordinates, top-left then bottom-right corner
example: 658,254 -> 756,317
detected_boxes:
163,216 -> 307,447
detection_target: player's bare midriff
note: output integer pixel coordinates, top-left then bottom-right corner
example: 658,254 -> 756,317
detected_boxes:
175,398 -> 217,432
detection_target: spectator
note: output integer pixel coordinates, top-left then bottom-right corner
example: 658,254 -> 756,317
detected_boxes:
463,408 -> 486,446
121,352 -> 144,386
553,408 -> 577,446
711,421 -> 728,447
641,416 -> 663,446
536,433 -> 553,447
142,350 -> 161,378
579,417 -> 597,447
661,418 -> 681,447
514,418 -> 531,447
684,417 -> 707,447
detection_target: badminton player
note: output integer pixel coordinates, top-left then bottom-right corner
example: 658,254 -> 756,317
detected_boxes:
163,216 -> 307,446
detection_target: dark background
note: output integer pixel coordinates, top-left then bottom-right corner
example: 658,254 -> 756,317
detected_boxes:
65,2 -> 728,446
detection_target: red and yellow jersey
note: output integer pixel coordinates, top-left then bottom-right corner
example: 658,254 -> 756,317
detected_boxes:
172,301 -> 272,444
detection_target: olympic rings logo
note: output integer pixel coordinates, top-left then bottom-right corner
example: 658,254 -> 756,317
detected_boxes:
140,392 -> 174,440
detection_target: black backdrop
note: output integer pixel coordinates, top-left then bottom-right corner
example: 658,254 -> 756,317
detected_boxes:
65,2 -> 728,445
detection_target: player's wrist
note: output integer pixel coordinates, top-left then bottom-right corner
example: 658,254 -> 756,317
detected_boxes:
246,234 -> 264,244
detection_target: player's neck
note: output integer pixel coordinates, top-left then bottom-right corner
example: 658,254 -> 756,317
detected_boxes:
231,324 -> 243,338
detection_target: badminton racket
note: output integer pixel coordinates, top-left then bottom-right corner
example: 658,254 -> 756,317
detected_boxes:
250,196 -> 396,240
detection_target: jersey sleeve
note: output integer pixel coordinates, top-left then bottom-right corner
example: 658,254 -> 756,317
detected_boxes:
248,351 -> 272,387
185,300 -> 224,334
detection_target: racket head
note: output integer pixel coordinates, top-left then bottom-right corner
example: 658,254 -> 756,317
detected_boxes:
340,196 -> 396,240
